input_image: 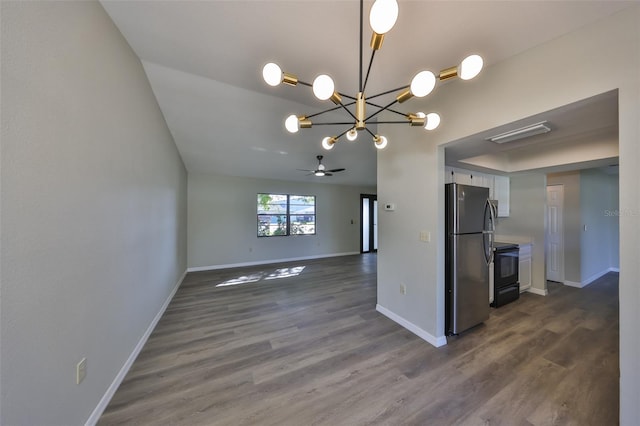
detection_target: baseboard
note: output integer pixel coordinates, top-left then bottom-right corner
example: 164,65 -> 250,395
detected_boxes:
527,287 -> 548,296
565,267 -> 620,289
376,304 -> 447,348
85,269 -> 187,426
187,251 -> 361,272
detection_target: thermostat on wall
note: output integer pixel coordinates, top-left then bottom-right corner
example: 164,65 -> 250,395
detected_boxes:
384,203 -> 396,211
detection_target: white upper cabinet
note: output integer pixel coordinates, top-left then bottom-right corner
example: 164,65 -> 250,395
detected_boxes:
445,167 -> 509,217
494,175 -> 510,217
447,167 -> 473,185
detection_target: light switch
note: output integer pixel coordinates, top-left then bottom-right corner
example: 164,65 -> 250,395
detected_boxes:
419,231 -> 431,242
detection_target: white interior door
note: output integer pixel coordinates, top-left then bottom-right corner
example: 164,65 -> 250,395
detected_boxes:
546,185 -> 564,282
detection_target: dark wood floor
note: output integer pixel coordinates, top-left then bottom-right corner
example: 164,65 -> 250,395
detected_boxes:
99,254 -> 619,425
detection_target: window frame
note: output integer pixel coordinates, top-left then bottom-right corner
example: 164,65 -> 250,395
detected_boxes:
257,193 -> 316,237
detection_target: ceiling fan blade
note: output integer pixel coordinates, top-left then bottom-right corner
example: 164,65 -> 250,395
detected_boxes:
326,168 -> 345,173
297,168 -> 315,172
324,173 -> 333,176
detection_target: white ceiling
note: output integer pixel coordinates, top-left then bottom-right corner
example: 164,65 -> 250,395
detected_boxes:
100,0 -> 635,187
445,89 -> 620,174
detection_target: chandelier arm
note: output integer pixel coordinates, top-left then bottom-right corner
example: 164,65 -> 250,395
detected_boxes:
364,101 -> 407,118
297,80 -> 313,87
305,101 -> 356,119
367,85 -> 410,100
363,127 -> 376,138
337,93 -> 358,101
337,100 -> 359,122
310,122 -> 357,126
362,50 -> 377,94
337,127 -> 351,140
365,99 -> 399,121
375,121 -> 412,124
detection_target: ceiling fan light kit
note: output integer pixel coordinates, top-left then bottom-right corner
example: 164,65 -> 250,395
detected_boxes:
262,0 -> 483,150
298,155 -> 345,177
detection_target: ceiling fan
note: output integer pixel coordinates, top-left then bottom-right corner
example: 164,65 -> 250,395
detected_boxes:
298,155 -> 345,177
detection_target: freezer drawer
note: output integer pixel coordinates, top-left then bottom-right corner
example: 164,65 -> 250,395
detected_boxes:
493,283 -> 520,307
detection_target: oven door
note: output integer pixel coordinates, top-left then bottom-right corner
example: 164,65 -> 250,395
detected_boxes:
494,247 -> 519,288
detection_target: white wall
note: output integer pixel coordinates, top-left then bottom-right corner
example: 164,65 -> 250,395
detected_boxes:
1,2 -> 187,425
581,169 -> 620,281
547,172 -> 582,283
188,173 -> 375,269
377,6 -> 639,423
377,127 -> 444,346
547,169 -> 620,285
494,174 -> 547,293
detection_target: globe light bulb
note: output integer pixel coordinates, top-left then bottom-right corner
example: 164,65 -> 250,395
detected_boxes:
262,63 -> 282,86
425,112 -> 441,130
322,136 -> 335,150
374,135 -> 388,150
369,0 -> 399,35
284,114 -> 299,133
459,55 -> 483,80
410,71 -> 436,97
346,128 -> 358,142
312,75 -> 335,101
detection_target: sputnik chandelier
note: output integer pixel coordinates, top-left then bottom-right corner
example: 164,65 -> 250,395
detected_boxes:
262,0 -> 484,150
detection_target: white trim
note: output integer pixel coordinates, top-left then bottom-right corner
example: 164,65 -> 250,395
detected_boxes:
527,287 -> 549,296
582,267 -> 619,286
565,267 -> 620,289
187,252 -> 361,272
85,270 -> 187,426
376,304 -> 447,348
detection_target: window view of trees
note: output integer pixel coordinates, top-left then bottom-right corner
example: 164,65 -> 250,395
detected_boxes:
257,193 -> 315,237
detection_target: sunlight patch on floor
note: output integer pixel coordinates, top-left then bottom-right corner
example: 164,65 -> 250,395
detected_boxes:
216,266 -> 306,287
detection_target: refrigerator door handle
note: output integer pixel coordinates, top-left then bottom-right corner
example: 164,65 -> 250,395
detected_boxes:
484,198 -> 496,265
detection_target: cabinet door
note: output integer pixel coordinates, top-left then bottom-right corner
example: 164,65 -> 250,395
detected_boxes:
453,170 -> 473,185
494,175 -> 510,217
489,261 -> 494,304
445,167 -> 455,184
485,175 -> 495,199
476,174 -> 495,197
519,245 -> 532,291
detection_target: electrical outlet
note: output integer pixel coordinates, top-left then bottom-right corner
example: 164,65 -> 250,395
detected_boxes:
419,231 -> 431,242
400,283 -> 407,295
76,357 -> 87,385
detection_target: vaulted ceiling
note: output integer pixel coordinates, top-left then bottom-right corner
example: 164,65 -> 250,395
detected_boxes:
100,0 -> 634,186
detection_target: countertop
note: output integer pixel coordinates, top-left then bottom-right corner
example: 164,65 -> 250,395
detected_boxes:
495,234 -> 533,246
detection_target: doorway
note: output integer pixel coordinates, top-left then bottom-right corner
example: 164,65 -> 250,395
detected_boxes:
360,194 -> 377,253
546,184 -> 565,282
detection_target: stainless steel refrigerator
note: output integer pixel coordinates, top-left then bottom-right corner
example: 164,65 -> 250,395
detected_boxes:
445,183 -> 495,335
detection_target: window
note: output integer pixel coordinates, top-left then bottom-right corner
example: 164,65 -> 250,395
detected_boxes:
257,193 -> 315,237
